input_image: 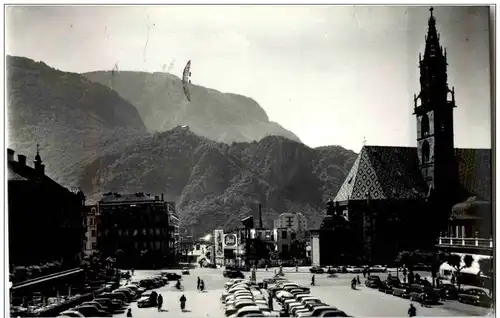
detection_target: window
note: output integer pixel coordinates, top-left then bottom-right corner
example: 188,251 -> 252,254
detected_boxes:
142,229 -> 147,235
118,229 -> 122,236
91,230 -> 97,238
155,228 -> 161,236
421,114 -> 430,138
282,231 -> 287,239
92,242 -> 97,249
422,140 -> 430,163
155,241 -> 161,250
149,228 -> 154,236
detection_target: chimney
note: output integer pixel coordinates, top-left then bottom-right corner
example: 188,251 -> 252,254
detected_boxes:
161,193 -> 164,201
7,149 -> 14,162
259,203 -> 263,229
17,154 -> 27,166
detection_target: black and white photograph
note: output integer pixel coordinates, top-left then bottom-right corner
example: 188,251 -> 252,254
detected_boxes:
4,4 -> 495,318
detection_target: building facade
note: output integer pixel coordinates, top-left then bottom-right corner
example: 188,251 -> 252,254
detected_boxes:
97,192 -> 173,268
273,213 -> 308,239
168,205 -> 180,264
313,9 -> 492,265
7,147 -> 86,269
84,205 -> 99,255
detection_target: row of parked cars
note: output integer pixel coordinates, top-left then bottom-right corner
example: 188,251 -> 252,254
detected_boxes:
137,271 -> 184,308
221,279 -> 278,317
365,275 -> 492,307
57,271 -> 183,317
56,282 -> 146,317
310,265 -> 387,274
266,277 -> 348,317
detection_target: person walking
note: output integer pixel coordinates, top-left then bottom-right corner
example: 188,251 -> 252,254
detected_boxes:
408,304 -> 416,317
126,308 -> 132,317
180,294 -> 187,311
311,275 -> 315,286
157,294 -> 163,312
197,277 -> 201,291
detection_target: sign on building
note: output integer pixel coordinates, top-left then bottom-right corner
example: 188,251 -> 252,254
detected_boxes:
223,234 -> 237,250
214,229 -> 224,265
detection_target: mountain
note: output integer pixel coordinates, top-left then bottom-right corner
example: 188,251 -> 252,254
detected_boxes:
7,56 -> 357,235
83,71 -> 301,144
80,128 -> 357,235
6,55 -> 148,187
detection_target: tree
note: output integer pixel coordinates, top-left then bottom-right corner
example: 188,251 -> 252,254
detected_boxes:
478,258 -> 493,295
446,254 -> 474,290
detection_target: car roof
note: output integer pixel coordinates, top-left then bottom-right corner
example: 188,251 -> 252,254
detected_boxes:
238,305 -> 261,311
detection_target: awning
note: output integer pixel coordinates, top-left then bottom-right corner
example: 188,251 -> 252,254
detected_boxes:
439,254 -> 492,276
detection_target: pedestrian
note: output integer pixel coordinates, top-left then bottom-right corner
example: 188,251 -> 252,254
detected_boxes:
362,268 -> 366,278
180,294 -> 187,311
268,294 -> 273,311
356,275 -> 361,284
311,275 -> 315,286
408,303 -> 416,317
126,308 -> 132,317
157,294 -> 163,312
197,277 -> 201,291
131,269 -> 134,276
200,280 -> 205,292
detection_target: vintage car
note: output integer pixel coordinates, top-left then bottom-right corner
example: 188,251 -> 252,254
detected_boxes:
310,266 -> 325,274
365,276 -> 382,289
458,288 -> 492,307
137,291 -> 158,308
182,267 -> 190,275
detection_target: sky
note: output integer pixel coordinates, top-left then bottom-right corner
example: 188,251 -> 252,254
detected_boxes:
5,5 -> 492,151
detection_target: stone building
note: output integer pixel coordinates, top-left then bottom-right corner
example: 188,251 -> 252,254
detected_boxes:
97,192 -> 175,267
7,147 -> 86,268
313,8 -> 491,265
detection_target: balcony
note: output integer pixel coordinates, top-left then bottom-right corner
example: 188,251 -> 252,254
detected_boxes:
437,236 -> 493,249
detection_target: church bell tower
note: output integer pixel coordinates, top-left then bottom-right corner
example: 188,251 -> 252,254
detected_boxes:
413,8 -> 457,198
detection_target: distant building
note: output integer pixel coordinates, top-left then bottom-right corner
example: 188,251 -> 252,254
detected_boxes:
7,147 -> 85,268
97,192 -> 174,268
84,205 -> 99,255
274,227 -> 292,256
168,206 -> 180,264
273,213 -> 308,236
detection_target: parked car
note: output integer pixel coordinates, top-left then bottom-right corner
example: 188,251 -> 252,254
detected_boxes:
385,276 -> 401,287
434,284 -> 459,300
162,272 -> 182,281
138,278 -> 156,290
182,267 -> 190,275
137,291 -> 158,308
326,267 -> 338,274
378,281 -> 394,294
345,266 -> 363,273
93,298 -> 122,312
392,284 -> 411,298
97,292 -> 129,304
74,305 -> 111,317
310,266 -> 325,274
369,265 -> 387,273
408,285 -> 440,304
365,276 -> 382,289
458,288 -> 492,307
224,270 -> 245,279
58,310 -> 85,317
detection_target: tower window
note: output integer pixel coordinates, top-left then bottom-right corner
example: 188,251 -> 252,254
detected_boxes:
421,114 -> 430,138
422,140 -> 430,163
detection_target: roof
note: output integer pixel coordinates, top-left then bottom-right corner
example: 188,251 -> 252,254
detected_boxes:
99,192 -> 160,204
8,165 -> 28,181
334,146 -> 427,201
333,146 -> 491,202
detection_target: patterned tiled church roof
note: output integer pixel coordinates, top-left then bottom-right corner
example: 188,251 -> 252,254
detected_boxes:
334,146 -> 491,202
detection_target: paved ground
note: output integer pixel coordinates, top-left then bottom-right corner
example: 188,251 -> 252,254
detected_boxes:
115,267 -> 492,317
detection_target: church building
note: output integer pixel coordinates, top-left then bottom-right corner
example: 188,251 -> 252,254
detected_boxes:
312,8 -> 492,265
